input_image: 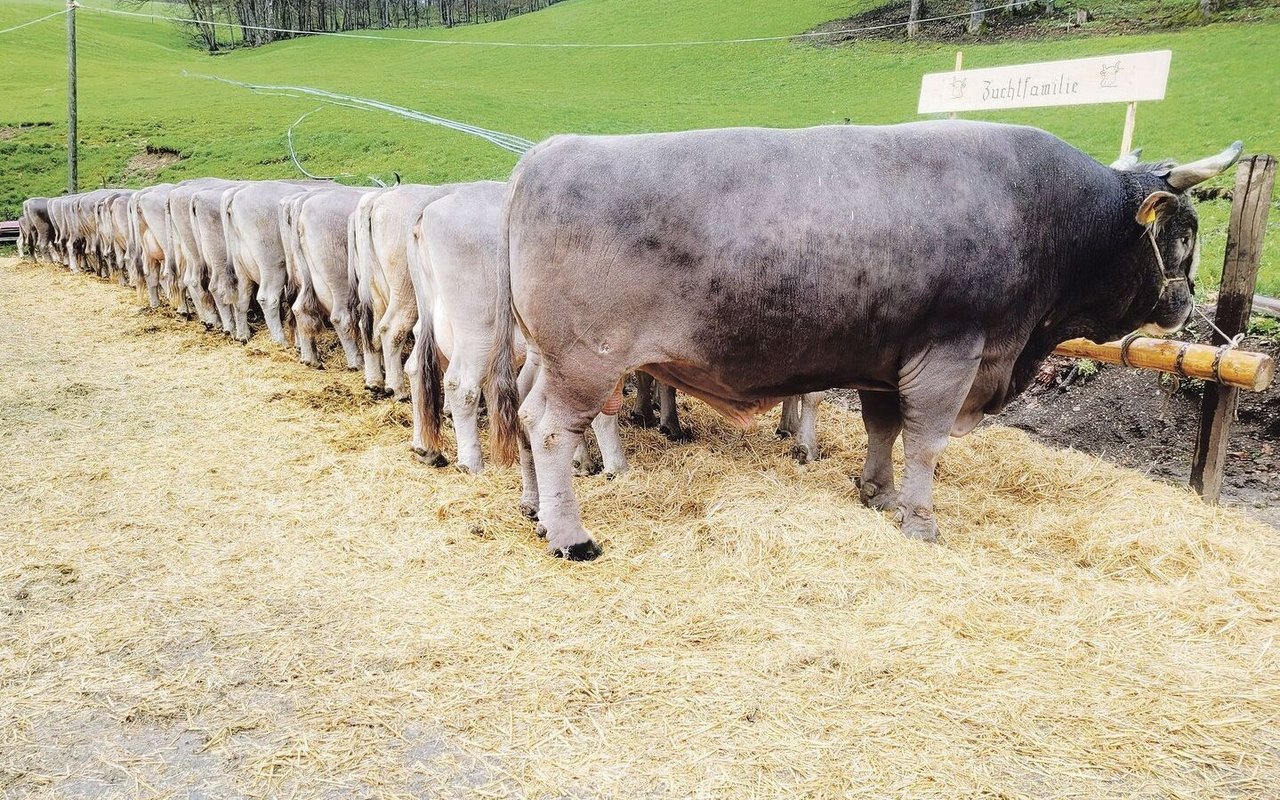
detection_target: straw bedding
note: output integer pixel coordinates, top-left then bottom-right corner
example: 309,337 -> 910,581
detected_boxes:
1,256 -> 1278,798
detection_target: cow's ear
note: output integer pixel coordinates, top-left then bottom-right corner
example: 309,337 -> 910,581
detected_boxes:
1136,191 -> 1178,227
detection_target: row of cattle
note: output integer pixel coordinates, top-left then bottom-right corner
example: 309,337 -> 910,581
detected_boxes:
18,120 -> 1243,560
17,178 -> 719,477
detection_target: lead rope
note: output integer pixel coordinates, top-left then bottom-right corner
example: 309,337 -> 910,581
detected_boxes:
1144,226 -> 1245,391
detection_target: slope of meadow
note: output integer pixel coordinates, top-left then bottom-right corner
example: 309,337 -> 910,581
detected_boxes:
1,0 -> 1277,288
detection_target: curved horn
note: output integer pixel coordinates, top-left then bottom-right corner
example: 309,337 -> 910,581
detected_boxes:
1110,148 -> 1142,170
393,171 -> 402,186
1167,141 -> 1244,191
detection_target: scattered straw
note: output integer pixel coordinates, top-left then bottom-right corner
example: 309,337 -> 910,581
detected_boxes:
1,256 -> 1278,798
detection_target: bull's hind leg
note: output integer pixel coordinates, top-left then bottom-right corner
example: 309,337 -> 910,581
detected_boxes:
894,343 -> 983,542
520,365 -> 615,560
858,390 -> 903,511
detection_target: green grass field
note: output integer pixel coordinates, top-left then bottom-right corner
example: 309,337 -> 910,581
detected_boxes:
2,0 -> 1277,291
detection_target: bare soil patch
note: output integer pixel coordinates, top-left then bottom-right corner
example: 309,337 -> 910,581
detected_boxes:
122,145 -> 184,182
2,257 -> 1279,798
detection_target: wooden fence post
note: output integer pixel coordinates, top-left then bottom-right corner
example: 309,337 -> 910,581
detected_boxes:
1190,154 -> 1276,502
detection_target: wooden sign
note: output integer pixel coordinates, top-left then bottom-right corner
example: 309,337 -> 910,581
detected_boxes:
917,50 -> 1171,114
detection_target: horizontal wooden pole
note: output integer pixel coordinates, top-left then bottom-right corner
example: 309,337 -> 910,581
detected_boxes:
1053,336 -> 1274,392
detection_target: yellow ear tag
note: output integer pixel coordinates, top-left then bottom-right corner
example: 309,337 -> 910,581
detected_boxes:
1139,206 -> 1157,226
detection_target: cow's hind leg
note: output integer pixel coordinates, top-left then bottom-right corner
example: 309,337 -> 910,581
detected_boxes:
777,396 -> 801,438
520,365 -> 614,560
630,371 -> 658,428
894,343 -> 983,542
378,307 -> 415,401
657,383 -> 689,442
258,266 -> 288,346
591,413 -> 628,476
515,353 -> 541,519
791,391 -> 825,464
233,279 -> 255,343
858,390 -> 902,511
444,362 -> 484,474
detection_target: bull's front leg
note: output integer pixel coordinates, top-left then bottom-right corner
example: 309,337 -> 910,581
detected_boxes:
894,343 -> 983,542
857,389 -> 903,511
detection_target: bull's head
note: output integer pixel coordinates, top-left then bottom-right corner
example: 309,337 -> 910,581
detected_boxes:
1117,141 -> 1243,335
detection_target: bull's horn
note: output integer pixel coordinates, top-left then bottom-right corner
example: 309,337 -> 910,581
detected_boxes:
1110,148 -> 1142,170
1167,141 -> 1244,190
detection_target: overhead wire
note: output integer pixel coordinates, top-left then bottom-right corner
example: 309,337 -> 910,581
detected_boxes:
0,8 -> 69,35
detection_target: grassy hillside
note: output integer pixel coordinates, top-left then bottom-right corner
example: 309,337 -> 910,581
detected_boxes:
2,0 -> 1277,291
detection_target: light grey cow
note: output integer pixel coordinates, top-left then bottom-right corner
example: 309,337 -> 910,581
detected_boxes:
19,198 -> 54,262
222,180 -> 330,345
405,180 -> 628,480
350,184 -> 467,399
280,186 -> 370,369
125,184 -> 175,308
486,122 -> 1239,559
191,183 -> 246,334
167,178 -> 236,327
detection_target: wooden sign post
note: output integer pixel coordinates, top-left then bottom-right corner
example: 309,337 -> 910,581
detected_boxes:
918,50 -> 1171,158
1190,155 -> 1277,503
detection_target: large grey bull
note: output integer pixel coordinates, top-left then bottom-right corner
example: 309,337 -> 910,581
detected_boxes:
222,180 -> 329,344
281,186 -> 370,369
405,180 -> 628,479
487,121 -> 1241,559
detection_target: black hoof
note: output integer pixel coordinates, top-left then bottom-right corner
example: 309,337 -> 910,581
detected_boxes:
775,428 -> 794,439
556,540 -> 602,562
412,448 -> 448,468
630,413 -> 659,428
660,425 -> 693,443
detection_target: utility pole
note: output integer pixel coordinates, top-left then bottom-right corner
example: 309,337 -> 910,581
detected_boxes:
67,1 -> 78,194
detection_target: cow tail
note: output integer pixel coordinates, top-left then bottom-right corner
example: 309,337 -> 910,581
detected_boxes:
346,196 -> 375,360
220,189 -> 240,307
484,176 -> 524,468
279,199 -> 300,344
163,199 -> 182,310
407,214 -> 446,453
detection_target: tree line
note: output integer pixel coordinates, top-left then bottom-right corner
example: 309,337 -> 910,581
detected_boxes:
172,0 -> 565,50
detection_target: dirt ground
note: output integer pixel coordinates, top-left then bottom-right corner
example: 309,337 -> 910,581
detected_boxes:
997,331 -> 1280,527
3,257 -> 1280,798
